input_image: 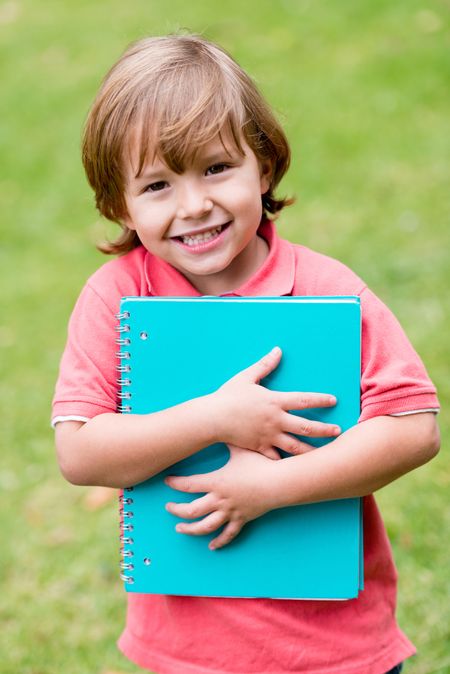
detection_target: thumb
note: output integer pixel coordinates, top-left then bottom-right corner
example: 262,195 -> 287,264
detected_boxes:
241,346 -> 282,384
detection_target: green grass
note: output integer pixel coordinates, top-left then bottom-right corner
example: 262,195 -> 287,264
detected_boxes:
1,1 -> 449,672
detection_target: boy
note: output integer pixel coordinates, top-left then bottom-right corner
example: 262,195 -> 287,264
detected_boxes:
54,34 -> 439,674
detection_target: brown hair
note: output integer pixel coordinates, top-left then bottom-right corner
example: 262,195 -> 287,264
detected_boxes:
82,34 -> 293,255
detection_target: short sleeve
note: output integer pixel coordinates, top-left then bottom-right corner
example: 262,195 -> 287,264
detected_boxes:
52,282 -> 118,421
359,287 -> 439,422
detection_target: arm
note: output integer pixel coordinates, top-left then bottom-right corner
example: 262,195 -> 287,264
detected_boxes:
166,287 -> 441,547
56,347 -> 339,488
165,412 -> 440,549
271,412 -> 440,504
56,396 -> 217,489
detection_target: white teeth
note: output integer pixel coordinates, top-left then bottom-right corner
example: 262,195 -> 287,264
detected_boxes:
181,225 -> 223,246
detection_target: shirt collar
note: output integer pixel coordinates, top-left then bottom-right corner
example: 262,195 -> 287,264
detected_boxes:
144,219 -> 296,297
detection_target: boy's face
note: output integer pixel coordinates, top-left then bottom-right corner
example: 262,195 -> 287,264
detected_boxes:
123,133 -> 271,294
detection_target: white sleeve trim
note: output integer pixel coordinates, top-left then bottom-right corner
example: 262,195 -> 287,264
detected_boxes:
389,409 -> 439,417
51,409 -> 438,428
51,415 -> 90,429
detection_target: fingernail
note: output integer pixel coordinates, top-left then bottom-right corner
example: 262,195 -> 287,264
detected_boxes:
328,395 -> 337,404
333,426 -> 341,435
175,524 -> 183,532
271,346 -> 281,355
209,543 -> 216,551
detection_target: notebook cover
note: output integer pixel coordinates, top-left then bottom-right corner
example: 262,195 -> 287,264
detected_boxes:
118,296 -> 363,599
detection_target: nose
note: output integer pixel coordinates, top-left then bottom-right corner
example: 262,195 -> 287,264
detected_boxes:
176,179 -> 213,220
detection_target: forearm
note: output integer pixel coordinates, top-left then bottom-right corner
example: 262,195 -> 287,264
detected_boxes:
270,413 -> 440,509
160,413 -> 439,549
56,394 -> 217,488
56,347 -> 344,489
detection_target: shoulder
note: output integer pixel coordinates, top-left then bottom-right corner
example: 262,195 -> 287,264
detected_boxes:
84,246 -> 148,312
290,242 -> 367,296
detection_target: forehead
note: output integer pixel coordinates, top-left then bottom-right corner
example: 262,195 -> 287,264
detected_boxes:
124,124 -> 247,178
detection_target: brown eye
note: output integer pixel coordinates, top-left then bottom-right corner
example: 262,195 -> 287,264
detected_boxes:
206,163 -> 228,176
146,181 -> 168,192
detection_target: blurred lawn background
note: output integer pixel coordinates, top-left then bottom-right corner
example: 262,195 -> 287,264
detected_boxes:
0,0 -> 449,672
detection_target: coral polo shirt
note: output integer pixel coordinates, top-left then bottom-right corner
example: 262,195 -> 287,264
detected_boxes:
53,220 -> 439,674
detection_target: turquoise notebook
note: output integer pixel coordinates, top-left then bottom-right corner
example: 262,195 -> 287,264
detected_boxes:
117,296 -> 363,599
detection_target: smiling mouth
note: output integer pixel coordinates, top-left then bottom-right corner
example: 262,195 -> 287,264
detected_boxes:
174,222 -> 231,246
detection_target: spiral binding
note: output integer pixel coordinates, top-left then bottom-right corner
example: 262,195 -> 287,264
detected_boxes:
116,308 -> 135,585
115,309 -> 133,415
119,489 -> 135,584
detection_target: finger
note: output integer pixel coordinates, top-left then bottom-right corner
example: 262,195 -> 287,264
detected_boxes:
165,493 -> 217,520
165,473 -> 214,494
281,412 -> 341,438
175,511 -> 227,537
277,392 -> 337,411
209,520 -> 245,550
257,446 -> 283,460
274,433 -> 316,455
234,346 -> 282,384
228,443 -> 281,461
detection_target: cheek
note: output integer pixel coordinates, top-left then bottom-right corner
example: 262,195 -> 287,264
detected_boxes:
130,200 -> 168,230
230,181 -> 264,214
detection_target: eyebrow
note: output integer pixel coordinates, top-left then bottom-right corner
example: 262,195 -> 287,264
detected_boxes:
201,137 -> 244,163
201,149 -> 238,164
134,169 -> 165,182
131,157 -> 169,182
130,139 -> 244,184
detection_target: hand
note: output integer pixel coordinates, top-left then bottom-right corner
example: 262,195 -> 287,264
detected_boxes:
165,445 -> 281,550
210,346 -> 340,460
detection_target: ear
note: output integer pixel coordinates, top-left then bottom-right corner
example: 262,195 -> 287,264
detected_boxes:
121,214 -> 137,232
259,159 -> 273,194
